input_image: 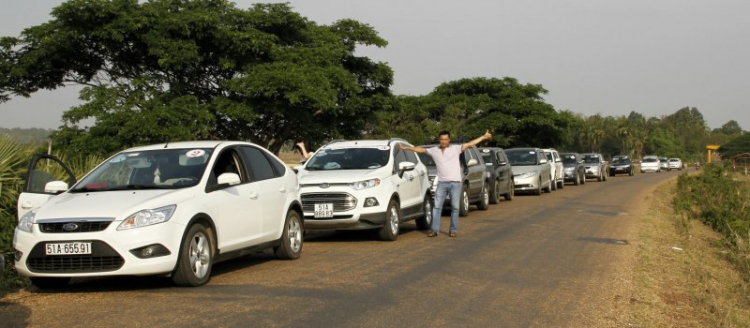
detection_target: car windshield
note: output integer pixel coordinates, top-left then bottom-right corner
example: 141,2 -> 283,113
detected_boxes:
480,152 -> 494,166
582,155 -> 600,164
561,154 -> 578,164
612,157 -> 631,164
71,148 -> 213,192
643,158 -> 659,163
660,159 -> 668,163
306,147 -> 390,170
669,159 -> 679,162
418,153 -> 436,167
505,150 -> 538,166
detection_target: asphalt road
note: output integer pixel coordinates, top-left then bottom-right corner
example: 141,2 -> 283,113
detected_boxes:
0,169 -> 686,327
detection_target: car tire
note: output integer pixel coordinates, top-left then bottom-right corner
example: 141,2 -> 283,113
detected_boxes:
574,172 -> 580,185
459,185 -> 470,217
379,199 -> 400,241
558,179 -> 564,189
274,210 -> 303,259
544,177 -> 552,193
535,178 -> 543,195
504,180 -> 514,201
416,194 -> 433,230
30,277 -> 71,289
551,175 -> 557,191
477,181 -> 490,210
172,223 -> 213,287
597,171 -> 603,182
490,179 -> 500,204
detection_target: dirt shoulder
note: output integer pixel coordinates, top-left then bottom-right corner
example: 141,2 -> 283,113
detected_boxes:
627,178 -> 750,327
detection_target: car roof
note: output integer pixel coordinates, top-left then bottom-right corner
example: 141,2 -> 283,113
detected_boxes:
124,141 -> 232,152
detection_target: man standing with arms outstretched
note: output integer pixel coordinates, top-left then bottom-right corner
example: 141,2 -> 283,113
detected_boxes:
400,130 -> 492,237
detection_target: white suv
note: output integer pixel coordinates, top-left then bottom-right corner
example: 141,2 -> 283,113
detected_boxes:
542,149 -> 564,190
14,141 -> 303,288
296,139 -> 432,241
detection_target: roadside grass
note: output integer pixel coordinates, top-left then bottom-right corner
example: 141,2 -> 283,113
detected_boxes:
630,174 -> 750,327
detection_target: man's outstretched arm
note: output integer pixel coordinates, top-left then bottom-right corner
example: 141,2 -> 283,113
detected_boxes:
462,130 -> 492,151
399,144 -> 428,154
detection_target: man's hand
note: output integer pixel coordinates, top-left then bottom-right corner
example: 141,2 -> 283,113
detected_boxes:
463,129 -> 492,151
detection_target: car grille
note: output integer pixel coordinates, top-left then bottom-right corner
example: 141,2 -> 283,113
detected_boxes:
26,241 -> 125,273
301,193 -> 357,212
39,221 -> 112,233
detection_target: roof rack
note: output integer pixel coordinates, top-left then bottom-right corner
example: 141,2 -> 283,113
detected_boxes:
387,137 -> 408,146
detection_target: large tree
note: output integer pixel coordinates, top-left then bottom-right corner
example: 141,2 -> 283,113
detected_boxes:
370,77 -> 568,147
0,0 -> 393,155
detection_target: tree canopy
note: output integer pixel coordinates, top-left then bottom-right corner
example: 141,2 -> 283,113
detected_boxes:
0,0 -> 392,155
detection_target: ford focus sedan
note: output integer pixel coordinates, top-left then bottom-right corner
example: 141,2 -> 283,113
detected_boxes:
14,141 -> 303,288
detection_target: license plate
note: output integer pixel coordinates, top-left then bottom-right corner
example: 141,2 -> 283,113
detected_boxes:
314,203 -> 334,218
45,242 -> 92,255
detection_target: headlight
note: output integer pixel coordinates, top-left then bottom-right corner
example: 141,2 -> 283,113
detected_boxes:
349,178 -> 380,190
18,210 -> 36,233
518,171 -> 538,179
118,205 -> 176,231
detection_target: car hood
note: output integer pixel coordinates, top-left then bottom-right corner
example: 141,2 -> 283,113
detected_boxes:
298,168 -> 388,184
34,189 -> 194,220
510,165 -> 542,175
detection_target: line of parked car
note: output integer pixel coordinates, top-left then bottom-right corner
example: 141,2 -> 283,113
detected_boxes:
7,138 -> 679,288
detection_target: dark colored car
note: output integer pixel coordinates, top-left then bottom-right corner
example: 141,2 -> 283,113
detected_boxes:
478,147 -> 514,203
418,144 -> 490,216
560,152 -> 586,185
610,155 -> 635,176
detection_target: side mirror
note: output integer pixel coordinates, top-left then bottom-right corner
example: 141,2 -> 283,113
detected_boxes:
540,158 -> 548,164
398,162 -> 416,178
44,181 -> 69,194
293,165 -> 304,172
467,159 -> 479,167
299,158 -> 307,165
498,161 -> 508,166
213,173 -> 242,191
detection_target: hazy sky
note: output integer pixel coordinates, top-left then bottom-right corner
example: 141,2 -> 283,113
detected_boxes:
1,0 -> 748,131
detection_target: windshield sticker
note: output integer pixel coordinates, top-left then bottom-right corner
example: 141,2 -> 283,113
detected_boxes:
109,154 -> 127,163
328,145 -> 390,151
482,149 -> 490,153
186,149 -> 206,158
529,151 -> 536,154
127,153 -> 140,157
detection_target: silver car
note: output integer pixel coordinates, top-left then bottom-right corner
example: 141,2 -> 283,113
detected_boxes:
506,148 -> 553,195
581,153 -> 608,182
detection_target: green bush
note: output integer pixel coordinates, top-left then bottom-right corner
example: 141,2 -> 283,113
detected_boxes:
674,163 -> 750,276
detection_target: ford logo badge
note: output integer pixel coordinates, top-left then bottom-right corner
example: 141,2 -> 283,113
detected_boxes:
62,223 -> 79,231
320,183 -> 330,189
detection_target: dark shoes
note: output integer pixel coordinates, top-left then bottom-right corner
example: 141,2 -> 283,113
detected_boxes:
427,231 -> 457,237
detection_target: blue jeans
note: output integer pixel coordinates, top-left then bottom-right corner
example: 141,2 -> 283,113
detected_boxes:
432,181 -> 461,234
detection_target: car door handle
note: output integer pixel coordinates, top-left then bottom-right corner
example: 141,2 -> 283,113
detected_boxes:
249,192 -> 259,200
21,202 -> 33,210
408,175 -> 415,181
279,187 -> 287,193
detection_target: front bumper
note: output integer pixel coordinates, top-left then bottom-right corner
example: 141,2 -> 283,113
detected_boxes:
513,175 -> 539,192
641,165 -> 659,172
611,166 -> 631,173
301,187 -> 393,230
563,169 -> 578,181
13,221 -> 184,278
584,167 -> 601,178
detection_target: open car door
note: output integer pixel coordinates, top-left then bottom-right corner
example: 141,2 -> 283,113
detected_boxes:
16,154 -> 76,220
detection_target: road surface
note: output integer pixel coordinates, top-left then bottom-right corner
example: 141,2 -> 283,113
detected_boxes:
0,169 -> 684,327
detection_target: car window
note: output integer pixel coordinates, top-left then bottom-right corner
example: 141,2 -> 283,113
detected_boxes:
306,146 -> 390,170
403,147 -> 418,164
239,146 -> 277,181
582,155 -> 600,164
418,152 -> 436,166
480,152 -> 494,166
393,146 -> 408,173
505,150 -> 539,166
561,154 -> 578,164
71,148 -> 213,192
212,149 -> 247,183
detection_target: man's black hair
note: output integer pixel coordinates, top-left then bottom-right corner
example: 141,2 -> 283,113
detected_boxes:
438,130 -> 451,138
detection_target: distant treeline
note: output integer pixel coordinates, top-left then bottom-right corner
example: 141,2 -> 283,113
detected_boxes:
0,128 -> 52,145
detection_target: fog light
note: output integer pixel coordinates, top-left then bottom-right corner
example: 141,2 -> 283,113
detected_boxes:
364,197 -> 379,207
130,244 -> 170,259
15,250 -> 23,262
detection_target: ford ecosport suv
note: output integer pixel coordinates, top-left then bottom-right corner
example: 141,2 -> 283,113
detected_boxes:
296,139 -> 432,241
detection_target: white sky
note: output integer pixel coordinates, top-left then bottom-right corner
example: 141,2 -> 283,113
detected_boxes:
1,0 -> 748,131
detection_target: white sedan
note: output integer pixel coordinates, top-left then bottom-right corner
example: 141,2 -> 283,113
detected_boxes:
15,141 -> 303,288
668,158 -> 683,170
